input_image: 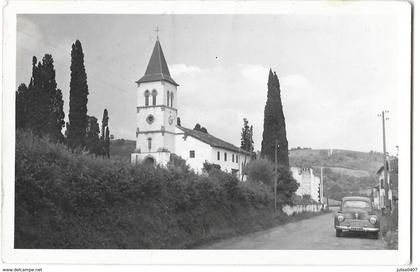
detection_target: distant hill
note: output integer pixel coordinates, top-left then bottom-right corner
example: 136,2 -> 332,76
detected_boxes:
289,149 -> 384,174
110,139 -> 135,162
289,149 -> 386,201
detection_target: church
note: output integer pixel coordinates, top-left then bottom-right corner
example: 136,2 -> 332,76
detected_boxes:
131,37 -> 251,177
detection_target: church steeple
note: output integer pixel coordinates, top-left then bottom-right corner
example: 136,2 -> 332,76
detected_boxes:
136,39 -> 178,86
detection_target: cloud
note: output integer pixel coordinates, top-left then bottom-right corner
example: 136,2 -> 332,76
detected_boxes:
281,74 -> 309,90
240,64 -> 268,85
17,16 -> 44,50
169,63 -> 202,77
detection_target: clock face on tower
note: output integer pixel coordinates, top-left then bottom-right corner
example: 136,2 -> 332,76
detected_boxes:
168,115 -> 174,125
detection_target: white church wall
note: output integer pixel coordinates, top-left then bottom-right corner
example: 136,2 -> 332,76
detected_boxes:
175,134 -> 213,173
210,147 -> 249,177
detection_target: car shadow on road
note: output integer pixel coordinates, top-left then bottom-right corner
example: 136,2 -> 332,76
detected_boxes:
338,232 -> 379,239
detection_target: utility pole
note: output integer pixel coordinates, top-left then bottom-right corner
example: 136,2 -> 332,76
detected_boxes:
274,138 -> 278,212
320,167 -> 324,205
378,110 -> 389,212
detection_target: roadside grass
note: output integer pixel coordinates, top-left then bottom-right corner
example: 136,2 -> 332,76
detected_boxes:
380,207 -> 398,249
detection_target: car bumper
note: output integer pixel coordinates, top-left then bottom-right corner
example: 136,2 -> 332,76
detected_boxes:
335,225 -> 379,232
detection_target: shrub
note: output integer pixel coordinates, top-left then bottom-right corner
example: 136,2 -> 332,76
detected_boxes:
14,129 -> 305,249
202,160 -> 221,174
245,158 -> 298,199
167,153 -> 191,177
245,158 -> 274,186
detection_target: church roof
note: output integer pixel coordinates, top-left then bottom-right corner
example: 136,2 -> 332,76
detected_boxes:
136,39 -> 179,86
177,126 -> 250,155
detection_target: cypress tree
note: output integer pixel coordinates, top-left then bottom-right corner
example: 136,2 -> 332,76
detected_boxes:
105,127 -> 110,158
100,109 -> 109,156
261,69 -> 289,167
85,116 -> 101,155
68,40 -> 89,149
16,83 -> 28,129
240,118 -> 254,153
27,57 -> 49,135
273,71 -> 289,167
40,54 -> 65,142
101,109 -> 108,142
16,54 -> 64,141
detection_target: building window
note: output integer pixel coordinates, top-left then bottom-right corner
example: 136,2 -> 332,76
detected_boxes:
224,152 -> 227,161
217,151 -> 220,160
236,155 -> 238,163
144,90 -> 150,106
152,90 -> 157,106
146,114 -> 155,124
189,150 -> 195,158
232,154 -> 234,162
147,137 -> 152,151
167,91 -> 170,106
170,92 -> 174,107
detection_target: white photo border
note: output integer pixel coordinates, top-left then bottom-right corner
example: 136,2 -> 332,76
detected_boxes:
1,0 -> 412,265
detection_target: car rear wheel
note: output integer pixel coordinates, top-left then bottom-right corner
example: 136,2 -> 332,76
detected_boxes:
336,229 -> 343,237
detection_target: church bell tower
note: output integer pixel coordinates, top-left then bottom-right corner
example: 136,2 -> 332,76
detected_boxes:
131,36 -> 179,166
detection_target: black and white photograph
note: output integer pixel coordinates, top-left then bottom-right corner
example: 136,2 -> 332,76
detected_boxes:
1,0 -> 415,268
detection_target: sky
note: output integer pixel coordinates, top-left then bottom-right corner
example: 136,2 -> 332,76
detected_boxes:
16,13 -> 408,153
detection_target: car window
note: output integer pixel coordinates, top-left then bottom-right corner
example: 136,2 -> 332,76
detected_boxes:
342,200 -> 370,210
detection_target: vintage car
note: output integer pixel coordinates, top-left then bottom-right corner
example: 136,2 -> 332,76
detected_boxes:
334,196 -> 380,239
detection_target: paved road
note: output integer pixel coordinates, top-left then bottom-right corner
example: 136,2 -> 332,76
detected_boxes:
203,210 -> 386,250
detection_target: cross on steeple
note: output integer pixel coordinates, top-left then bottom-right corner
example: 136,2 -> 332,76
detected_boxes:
155,26 -> 161,40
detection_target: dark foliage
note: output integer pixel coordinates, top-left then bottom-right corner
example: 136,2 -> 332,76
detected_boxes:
16,55 -> 65,142
105,127 -> 110,158
261,69 -> 289,167
245,158 -> 298,204
67,40 -> 89,149
16,83 -> 29,129
14,130 -> 314,249
85,116 -> 101,155
193,123 -> 208,133
318,167 -> 377,200
202,161 -> 221,174
99,109 -> 110,158
240,118 -> 254,153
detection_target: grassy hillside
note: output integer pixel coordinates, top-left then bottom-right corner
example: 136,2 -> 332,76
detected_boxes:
15,130 -> 317,249
290,149 -> 384,201
289,149 -> 383,174
110,139 -> 135,162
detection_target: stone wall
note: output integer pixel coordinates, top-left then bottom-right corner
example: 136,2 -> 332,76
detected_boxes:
282,204 -> 324,216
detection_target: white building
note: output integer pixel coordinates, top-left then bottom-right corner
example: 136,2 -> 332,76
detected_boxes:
131,38 -> 250,177
291,167 -> 320,201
